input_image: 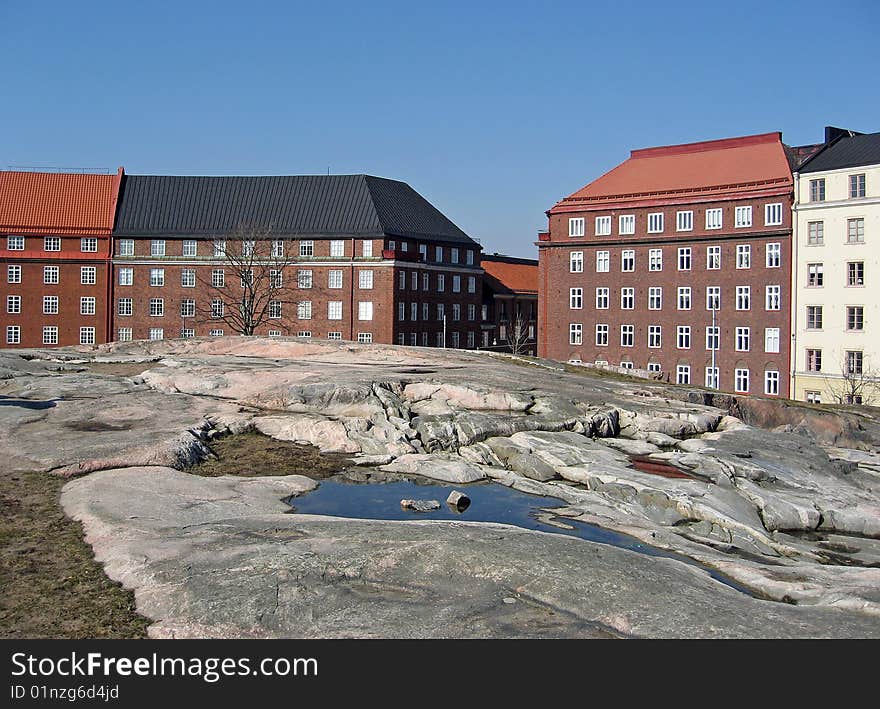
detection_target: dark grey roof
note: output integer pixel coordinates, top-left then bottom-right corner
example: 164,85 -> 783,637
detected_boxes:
799,132 -> 880,173
113,174 -> 478,245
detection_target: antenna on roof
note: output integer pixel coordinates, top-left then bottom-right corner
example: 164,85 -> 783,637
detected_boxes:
327,166 -> 331,175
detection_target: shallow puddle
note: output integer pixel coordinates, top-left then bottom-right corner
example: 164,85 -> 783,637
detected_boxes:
286,476 -> 758,597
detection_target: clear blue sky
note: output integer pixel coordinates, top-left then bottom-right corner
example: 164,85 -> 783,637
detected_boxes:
2,1 -> 877,258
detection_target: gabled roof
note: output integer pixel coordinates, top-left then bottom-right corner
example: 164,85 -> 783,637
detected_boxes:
0,170 -> 121,236
799,132 -> 880,173
481,254 -> 538,295
550,132 -> 792,212
113,174 -> 477,245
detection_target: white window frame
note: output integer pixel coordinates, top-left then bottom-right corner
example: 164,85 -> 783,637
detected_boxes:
569,217 -> 585,237
735,205 -> 752,228
595,216 -> 612,236
676,210 -> 693,232
570,251 -> 583,273
618,215 -> 635,235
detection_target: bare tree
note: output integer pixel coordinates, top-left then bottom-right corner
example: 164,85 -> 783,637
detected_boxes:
504,304 -> 531,355
826,353 -> 880,406
196,227 -> 301,336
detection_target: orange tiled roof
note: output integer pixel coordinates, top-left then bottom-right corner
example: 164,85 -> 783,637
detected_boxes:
0,170 -> 121,236
482,255 -> 538,294
551,132 -> 793,212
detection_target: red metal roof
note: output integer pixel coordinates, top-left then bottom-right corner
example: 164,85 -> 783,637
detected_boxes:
482,255 -> 538,294
0,169 -> 122,236
550,132 -> 793,213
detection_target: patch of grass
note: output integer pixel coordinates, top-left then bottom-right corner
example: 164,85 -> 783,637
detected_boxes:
0,471 -> 150,639
186,431 -> 351,480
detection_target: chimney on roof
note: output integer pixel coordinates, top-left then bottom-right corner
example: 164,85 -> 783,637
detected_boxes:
824,126 -> 863,144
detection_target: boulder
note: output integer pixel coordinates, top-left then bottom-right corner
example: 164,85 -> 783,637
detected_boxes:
380,454 -> 488,483
254,415 -> 360,454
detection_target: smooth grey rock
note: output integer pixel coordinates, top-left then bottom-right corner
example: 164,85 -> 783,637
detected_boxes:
380,454 -> 488,483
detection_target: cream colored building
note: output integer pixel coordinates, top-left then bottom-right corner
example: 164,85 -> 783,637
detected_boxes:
792,131 -> 880,404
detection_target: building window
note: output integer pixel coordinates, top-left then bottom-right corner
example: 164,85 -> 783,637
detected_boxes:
807,221 -> 824,245
325,331 -> 341,341
676,210 -> 693,232
677,247 -> 691,271
452,304 -> 461,321
297,270 -> 313,289
621,250 -> 635,272
357,270 -> 373,289
618,215 -> 634,235
270,301 -> 283,319
847,218 -> 865,244
209,239 -> 226,258
849,174 -> 866,199
765,203 -> 783,226
42,326 -> 58,345
647,213 -> 664,233
705,367 -> 719,389
807,263 -> 823,287
451,248 -> 459,263
735,206 -> 752,228
596,251 -> 610,272
411,271 -> 418,291
707,245 -> 721,270
809,179 -> 825,202
115,267 -> 132,286
806,349 -> 822,372
677,287 -> 691,310
450,332 -> 460,348
765,327 -> 780,353
648,325 -> 662,348
80,266 -> 96,285
267,269 -> 282,288
677,326 -> 691,349
6,235 -> 27,251
648,287 -> 662,310
211,269 -> 224,288
353,332 -> 371,344
118,239 -> 134,256
358,301 -> 373,321
621,324 -> 634,347
81,238 -> 98,253
79,327 -> 96,345
847,261 -> 864,286
211,299 -> 225,318
298,301 -> 313,320
705,208 -> 723,230
764,370 -> 780,396
44,296 -> 59,315
356,239 -> 370,258
299,240 -> 314,257
209,329 -> 224,337
181,240 -> 197,257
180,328 -> 195,338
181,269 -> 195,288
595,287 -> 609,309
437,274 -> 445,292
807,305 -> 823,329
437,303 -> 445,321
149,239 -> 165,257
117,298 -> 132,317
398,302 -> 406,321
329,270 -> 343,289
735,368 -> 750,393
736,244 -> 751,269
766,242 -> 781,268
570,251 -> 583,273
765,285 -> 781,310
736,286 -> 750,311
706,326 -> 719,351
44,236 -> 61,251
149,328 -> 164,341
648,249 -> 662,271
676,365 -> 690,385
267,240 -> 283,258
6,325 -> 21,345
329,240 -> 345,258
180,299 -> 195,318
595,216 -> 612,236
450,275 -> 460,293
706,286 -> 720,311
468,276 -> 476,293
148,298 -> 164,317
569,217 -> 585,237
7,295 -> 21,314
411,302 -> 419,321
621,287 -> 634,310
80,297 -> 96,316
467,303 -> 475,321
736,327 -> 750,352
846,350 -> 863,375
847,306 -> 864,331
422,272 -> 430,291
8,265 -> 22,283
805,391 -> 821,404
569,324 -> 582,345
595,324 -> 609,346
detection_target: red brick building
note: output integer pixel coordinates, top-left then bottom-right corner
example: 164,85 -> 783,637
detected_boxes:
111,174 -> 483,348
538,133 -> 794,397
1,169 -> 122,347
480,254 -> 538,354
